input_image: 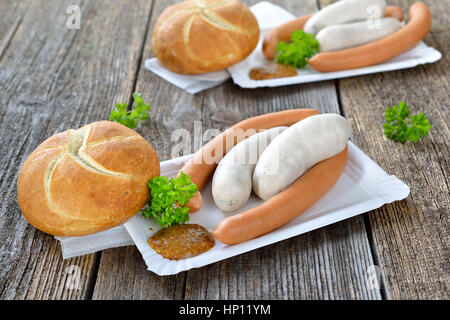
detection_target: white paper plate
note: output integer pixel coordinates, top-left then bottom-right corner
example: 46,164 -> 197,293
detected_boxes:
124,141 -> 410,276
228,2 -> 442,89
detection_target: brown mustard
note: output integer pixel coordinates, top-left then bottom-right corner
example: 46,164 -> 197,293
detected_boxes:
249,62 -> 297,80
148,224 -> 215,260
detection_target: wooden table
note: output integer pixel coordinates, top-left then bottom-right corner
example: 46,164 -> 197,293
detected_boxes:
0,0 -> 448,300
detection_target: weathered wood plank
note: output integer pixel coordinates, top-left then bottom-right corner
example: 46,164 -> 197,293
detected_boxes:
92,0 -> 380,300
0,0 -> 30,57
0,0 -> 153,299
319,0 -> 449,299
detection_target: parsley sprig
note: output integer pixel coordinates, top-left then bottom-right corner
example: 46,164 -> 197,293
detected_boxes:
276,30 -> 320,69
383,101 -> 431,143
142,171 -> 198,228
109,93 -> 150,129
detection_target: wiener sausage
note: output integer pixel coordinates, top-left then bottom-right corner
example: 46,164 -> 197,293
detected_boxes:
253,114 -> 351,200
316,18 -> 401,52
304,0 -> 387,35
307,2 -> 431,72
212,126 -> 287,213
213,147 -> 348,245
180,109 -> 320,212
262,6 -> 404,59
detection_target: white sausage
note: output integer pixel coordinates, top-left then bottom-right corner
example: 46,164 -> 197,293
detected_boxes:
252,114 -> 351,200
317,18 -> 402,52
212,126 -> 287,213
304,0 -> 387,35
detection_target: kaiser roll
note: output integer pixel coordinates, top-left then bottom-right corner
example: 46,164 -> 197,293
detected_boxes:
17,121 -> 160,236
152,0 -> 260,74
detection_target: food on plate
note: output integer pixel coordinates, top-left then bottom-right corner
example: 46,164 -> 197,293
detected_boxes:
179,109 -> 320,212
308,2 -> 431,72
253,114 -> 351,200
316,18 -> 401,52
142,172 -> 198,227
17,121 -> 160,236
109,92 -> 150,129
384,101 -> 431,143
303,0 -> 387,35
214,147 -> 348,244
275,30 -> 320,69
249,62 -> 297,80
148,223 -> 215,260
212,126 -> 287,212
262,5 -> 403,59
152,0 -> 260,74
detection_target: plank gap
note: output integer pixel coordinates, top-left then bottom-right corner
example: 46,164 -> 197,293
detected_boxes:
362,213 -> 388,300
335,70 -> 386,299
315,0 -> 322,10
85,252 -> 102,300
127,0 -> 156,110
335,80 -> 347,118
180,272 -> 188,299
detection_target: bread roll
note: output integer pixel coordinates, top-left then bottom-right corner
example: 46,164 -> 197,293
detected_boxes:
152,0 -> 260,74
17,121 -> 160,236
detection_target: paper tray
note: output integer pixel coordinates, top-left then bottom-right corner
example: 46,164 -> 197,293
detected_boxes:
227,2 -> 442,89
124,141 -> 410,276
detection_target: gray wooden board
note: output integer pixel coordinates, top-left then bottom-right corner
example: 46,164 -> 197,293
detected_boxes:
1,0 -> 448,300
319,0 -> 449,299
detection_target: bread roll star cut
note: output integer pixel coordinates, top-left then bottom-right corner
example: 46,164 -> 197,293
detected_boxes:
152,0 -> 260,74
17,121 -> 160,236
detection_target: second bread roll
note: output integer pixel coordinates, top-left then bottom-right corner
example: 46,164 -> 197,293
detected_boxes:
152,0 -> 260,74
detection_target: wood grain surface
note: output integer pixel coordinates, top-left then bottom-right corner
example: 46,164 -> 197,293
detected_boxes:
0,0 -> 448,300
319,0 -> 449,299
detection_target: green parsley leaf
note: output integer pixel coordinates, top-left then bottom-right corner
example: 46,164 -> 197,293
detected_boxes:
383,101 -> 431,143
109,93 -> 150,129
142,171 -> 198,228
275,30 -> 320,69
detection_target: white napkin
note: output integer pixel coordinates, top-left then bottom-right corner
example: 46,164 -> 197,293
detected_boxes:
144,59 -> 229,94
55,225 -> 133,259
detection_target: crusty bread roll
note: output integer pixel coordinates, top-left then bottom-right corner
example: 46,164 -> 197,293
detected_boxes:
152,0 -> 260,74
17,121 -> 160,236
